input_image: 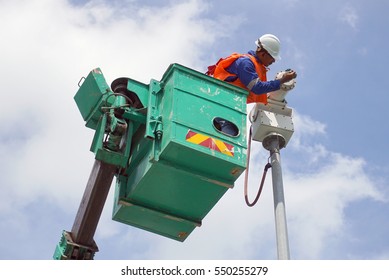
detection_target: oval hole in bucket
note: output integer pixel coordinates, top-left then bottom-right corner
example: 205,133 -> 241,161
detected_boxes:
213,117 -> 240,137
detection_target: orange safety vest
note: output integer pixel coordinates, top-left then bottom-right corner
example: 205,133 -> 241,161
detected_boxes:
207,53 -> 268,104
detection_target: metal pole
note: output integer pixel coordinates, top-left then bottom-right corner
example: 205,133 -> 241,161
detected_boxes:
263,133 -> 290,260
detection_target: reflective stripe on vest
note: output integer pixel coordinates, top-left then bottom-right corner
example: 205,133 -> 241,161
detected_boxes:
212,53 -> 268,104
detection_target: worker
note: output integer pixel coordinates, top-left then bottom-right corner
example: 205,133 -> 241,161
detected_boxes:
206,34 -> 297,104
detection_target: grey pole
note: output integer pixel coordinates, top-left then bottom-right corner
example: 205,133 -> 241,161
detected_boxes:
263,133 -> 290,260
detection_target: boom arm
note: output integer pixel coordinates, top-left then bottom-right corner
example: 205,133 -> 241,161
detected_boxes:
53,69 -> 140,260
53,161 -> 116,259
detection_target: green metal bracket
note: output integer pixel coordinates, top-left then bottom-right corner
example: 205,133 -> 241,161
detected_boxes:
122,108 -> 147,124
53,230 -> 98,260
145,79 -> 163,140
89,113 -> 127,168
90,113 -> 107,155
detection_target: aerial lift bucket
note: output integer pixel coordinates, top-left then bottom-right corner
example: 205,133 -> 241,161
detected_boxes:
72,64 -> 248,244
112,64 -> 248,241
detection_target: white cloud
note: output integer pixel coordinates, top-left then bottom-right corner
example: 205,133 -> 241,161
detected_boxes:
339,4 -> 359,30
286,153 -> 382,259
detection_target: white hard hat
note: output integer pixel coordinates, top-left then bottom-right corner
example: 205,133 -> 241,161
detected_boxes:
255,34 -> 281,60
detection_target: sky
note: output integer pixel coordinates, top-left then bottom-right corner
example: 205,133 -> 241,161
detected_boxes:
0,0 -> 388,260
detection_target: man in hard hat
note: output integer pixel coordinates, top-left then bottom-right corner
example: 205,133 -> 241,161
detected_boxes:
206,34 -> 297,104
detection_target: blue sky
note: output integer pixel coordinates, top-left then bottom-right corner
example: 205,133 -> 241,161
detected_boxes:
0,0 -> 388,260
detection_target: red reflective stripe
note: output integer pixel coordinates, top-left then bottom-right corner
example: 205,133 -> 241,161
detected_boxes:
185,130 -> 234,157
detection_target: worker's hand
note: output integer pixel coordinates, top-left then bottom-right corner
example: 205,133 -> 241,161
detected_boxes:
279,70 -> 297,84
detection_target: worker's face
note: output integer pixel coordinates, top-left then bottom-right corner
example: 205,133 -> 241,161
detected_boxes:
258,49 -> 275,67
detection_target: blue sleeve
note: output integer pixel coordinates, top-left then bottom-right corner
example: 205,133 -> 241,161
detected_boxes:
233,57 -> 281,95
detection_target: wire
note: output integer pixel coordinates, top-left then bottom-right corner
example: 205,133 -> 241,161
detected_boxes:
244,125 -> 272,207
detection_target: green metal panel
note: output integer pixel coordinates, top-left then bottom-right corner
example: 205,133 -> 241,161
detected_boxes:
125,77 -> 149,109
74,68 -> 112,129
159,67 -> 247,178
112,64 -> 248,241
